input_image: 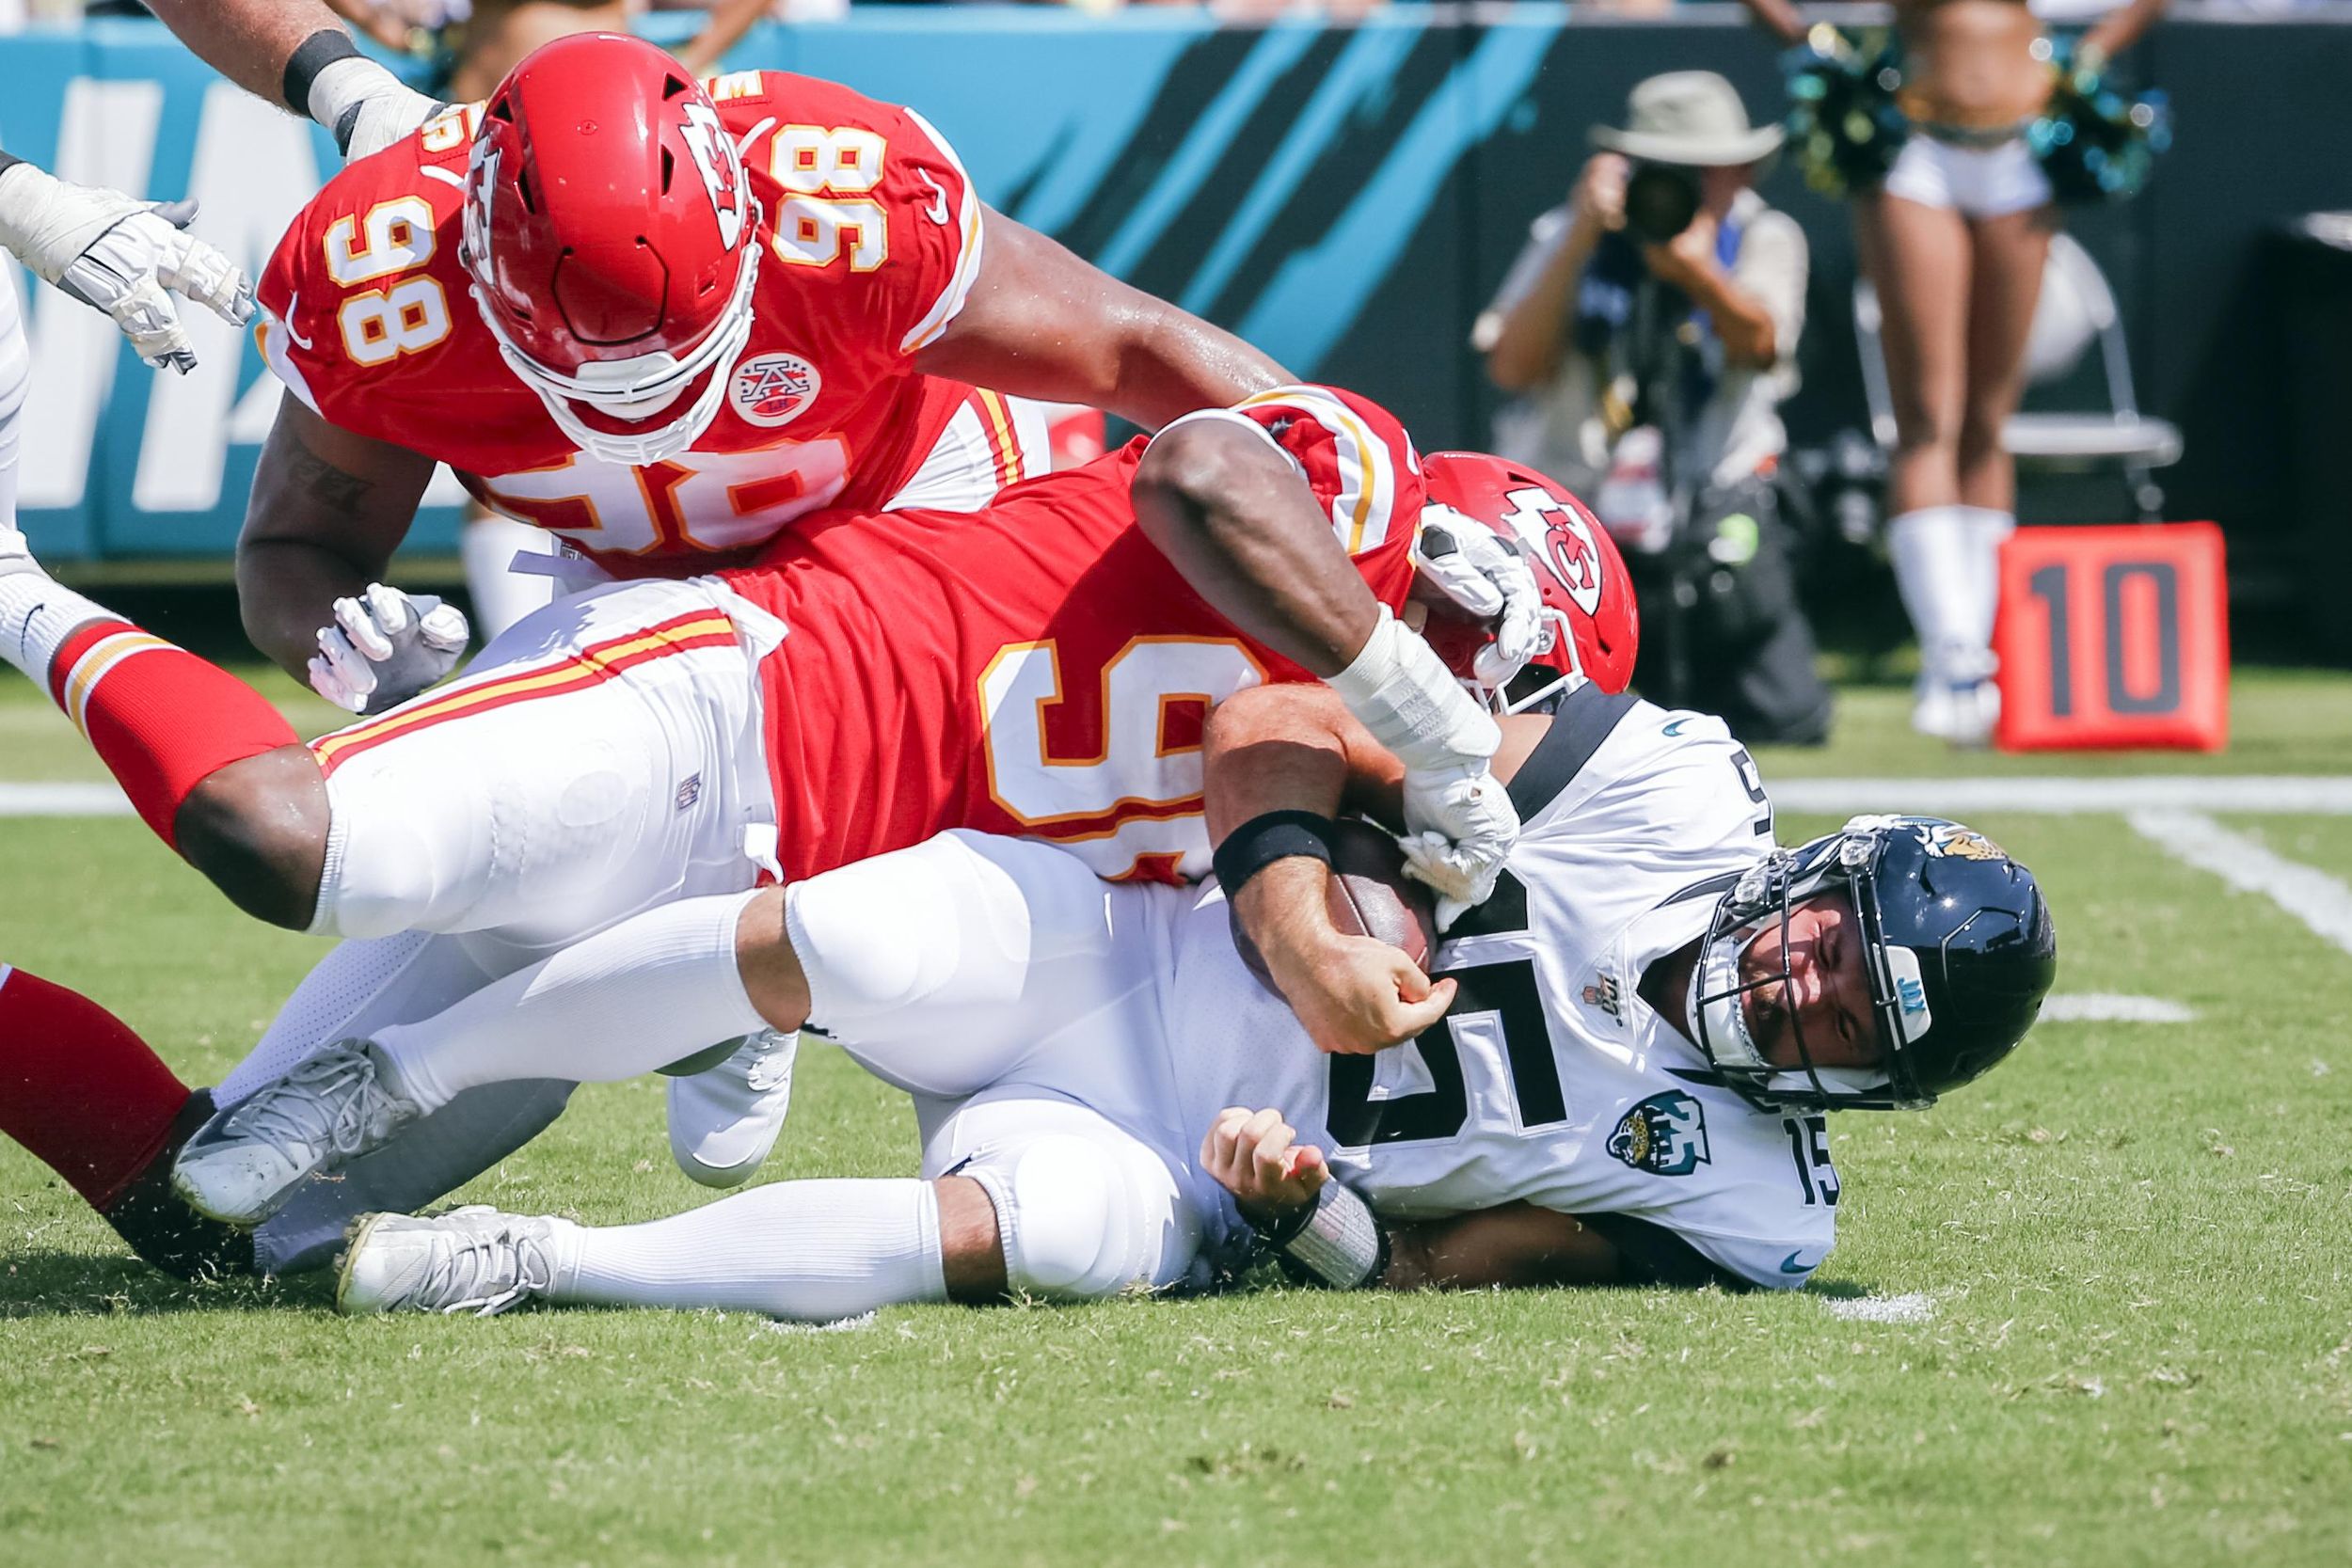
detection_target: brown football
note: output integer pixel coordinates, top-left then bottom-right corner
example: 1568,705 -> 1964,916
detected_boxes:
1232,817 -> 1440,993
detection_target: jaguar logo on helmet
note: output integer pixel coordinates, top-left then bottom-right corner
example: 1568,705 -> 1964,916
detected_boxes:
1606,1092 -> 1711,1176
730,352 -> 822,428
1926,824 -> 2009,862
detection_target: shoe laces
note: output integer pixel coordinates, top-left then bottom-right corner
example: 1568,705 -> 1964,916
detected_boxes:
422,1217 -> 556,1317
735,1031 -> 795,1093
226,1044 -> 405,1159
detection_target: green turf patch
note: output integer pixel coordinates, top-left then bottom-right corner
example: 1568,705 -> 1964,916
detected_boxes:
7,687 -> 2352,1562
1752,672 -> 2352,779
2222,815 -> 2352,885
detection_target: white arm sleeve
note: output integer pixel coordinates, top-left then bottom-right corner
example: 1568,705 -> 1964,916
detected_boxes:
0,265 -> 24,534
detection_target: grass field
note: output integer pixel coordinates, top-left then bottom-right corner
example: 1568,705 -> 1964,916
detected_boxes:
5,666 -> 2351,1567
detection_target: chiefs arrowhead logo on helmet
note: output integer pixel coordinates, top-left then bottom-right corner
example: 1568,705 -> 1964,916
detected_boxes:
1523,489 -> 1606,620
677,99 -> 748,252
1416,451 -> 1640,705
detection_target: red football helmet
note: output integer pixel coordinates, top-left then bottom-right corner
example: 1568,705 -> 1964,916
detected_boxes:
1416,451 -> 1640,707
461,33 -> 761,466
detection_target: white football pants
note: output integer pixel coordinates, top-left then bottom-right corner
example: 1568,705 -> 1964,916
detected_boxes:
800,831 -> 1232,1300
307,575 -> 780,952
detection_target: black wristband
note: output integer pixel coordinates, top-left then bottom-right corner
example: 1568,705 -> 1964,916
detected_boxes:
1211,810 -> 1336,898
0,151 -> 23,177
282,28 -> 361,118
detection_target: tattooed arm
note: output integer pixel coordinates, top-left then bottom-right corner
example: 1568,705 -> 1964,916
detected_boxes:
237,397 -> 438,681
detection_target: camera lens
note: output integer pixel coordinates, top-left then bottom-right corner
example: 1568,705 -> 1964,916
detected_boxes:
1625,163 -> 1702,245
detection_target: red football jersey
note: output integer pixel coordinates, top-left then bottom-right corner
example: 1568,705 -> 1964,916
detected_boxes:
723,386 -> 1424,883
255,71 -> 989,573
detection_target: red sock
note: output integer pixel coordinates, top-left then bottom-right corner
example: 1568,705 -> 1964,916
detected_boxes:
46,618 -> 301,850
0,966 -> 193,1210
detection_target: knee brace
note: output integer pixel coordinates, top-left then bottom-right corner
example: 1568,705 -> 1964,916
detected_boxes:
965,1133 -> 1149,1303
785,830 -> 1109,1031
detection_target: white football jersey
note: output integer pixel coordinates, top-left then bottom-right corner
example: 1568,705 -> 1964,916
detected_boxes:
1167,687 -> 1842,1290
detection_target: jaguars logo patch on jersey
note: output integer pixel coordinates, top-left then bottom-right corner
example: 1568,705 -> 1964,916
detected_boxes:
1607,1092 -> 1711,1176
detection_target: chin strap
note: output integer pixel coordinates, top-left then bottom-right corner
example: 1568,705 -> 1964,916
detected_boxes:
1689,920 -> 1770,1076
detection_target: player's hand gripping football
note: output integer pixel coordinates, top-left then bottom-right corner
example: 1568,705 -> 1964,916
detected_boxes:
1412,511 -> 1543,688
0,164 -> 254,373
310,583 -> 471,715
1397,764 -> 1520,931
1275,930 -> 1456,1057
1201,1107 -> 1329,1230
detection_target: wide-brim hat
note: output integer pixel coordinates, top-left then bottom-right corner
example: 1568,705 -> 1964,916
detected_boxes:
1590,71 -> 1785,166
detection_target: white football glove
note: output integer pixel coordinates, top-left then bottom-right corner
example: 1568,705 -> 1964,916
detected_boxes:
337,82 -> 445,162
0,162 -> 254,374
293,51 -> 446,161
310,583 -> 471,716
1396,763 -> 1521,931
1413,506 -> 1543,688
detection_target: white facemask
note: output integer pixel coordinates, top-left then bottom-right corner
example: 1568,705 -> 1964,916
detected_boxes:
469,198 -> 766,468
1689,908 -> 1904,1103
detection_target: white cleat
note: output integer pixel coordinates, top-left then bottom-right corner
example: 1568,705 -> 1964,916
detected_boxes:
170,1039 -> 421,1227
337,1207 -> 563,1317
665,1028 -> 797,1189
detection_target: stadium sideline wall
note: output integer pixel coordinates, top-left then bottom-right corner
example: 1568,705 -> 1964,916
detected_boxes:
2,5 -> 2345,605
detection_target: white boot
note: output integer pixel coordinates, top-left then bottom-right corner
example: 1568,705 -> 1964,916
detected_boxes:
1889,506 -> 2002,744
1913,643 -> 2000,747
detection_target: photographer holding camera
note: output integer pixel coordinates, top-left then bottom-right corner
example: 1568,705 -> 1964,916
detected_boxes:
1475,71 -> 1829,744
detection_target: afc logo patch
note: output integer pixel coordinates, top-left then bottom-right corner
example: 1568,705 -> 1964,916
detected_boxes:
730,353 -> 822,428
1607,1091 -> 1711,1177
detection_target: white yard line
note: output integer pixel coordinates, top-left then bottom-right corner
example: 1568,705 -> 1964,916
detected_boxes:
1776,776 -> 2352,816
2040,993 -> 2197,1023
0,782 -> 133,816
2128,809 -> 2352,959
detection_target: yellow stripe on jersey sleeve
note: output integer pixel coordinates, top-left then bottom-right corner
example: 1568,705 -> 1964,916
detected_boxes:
1234,386 -> 1398,555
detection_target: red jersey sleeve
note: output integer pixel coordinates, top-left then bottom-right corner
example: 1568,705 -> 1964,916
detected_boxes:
713,71 -> 984,359
1147,383 -> 1424,604
254,103 -> 481,441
